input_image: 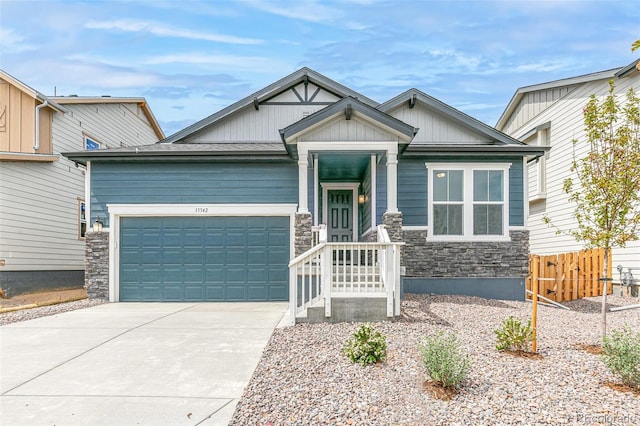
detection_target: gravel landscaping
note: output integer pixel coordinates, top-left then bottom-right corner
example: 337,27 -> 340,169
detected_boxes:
232,294 -> 640,425
0,298 -> 106,326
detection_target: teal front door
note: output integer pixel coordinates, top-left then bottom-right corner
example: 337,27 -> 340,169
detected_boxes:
327,190 -> 353,242
118,216 -> 290,301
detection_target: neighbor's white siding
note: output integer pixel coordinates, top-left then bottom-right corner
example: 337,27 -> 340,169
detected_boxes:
504,73 -> 640,274
502,85 -> 577,135
386,103 -> 490,144
0,102 -> 159,271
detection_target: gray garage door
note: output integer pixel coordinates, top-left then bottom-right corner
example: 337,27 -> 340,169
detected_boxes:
119,216 -> 290,301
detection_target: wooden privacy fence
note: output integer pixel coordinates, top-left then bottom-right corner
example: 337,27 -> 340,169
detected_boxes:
527,248 -> 613,302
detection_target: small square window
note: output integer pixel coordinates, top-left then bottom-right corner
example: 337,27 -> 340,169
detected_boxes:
84,136 -> 101,151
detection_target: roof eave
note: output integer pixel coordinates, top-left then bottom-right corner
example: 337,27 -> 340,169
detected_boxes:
63,150 -> 291,165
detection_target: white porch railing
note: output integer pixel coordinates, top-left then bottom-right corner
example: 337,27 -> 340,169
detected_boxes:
289,224 -> 402,324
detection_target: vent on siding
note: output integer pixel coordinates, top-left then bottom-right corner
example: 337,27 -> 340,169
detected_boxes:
302,111 -> 311,118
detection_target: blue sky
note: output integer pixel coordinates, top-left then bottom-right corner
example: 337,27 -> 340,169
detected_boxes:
1,0 -> 638,137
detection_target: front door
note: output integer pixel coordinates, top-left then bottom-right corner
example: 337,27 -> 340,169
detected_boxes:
327,190 -> 353,242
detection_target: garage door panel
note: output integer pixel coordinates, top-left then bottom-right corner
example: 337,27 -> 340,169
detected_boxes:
119,216 -> 289,302
269,285 -> 287,300
164,286 -> 184,301
226,285 -> 247,301
205,285 -> 224,300
184,286 -> 204,300
142,286 -> 162,301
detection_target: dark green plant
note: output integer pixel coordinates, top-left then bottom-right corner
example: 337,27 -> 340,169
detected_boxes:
602,326 -> 640,389
494,316 -> 534,352
419,332 -> 472,389
342,323 -> 387,366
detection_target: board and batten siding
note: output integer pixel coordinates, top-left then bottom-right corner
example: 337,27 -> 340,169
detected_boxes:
0,102 -> 159,272
396,157 -> 524,228
0,80 -> 53,154
501,84 -> 577,135
387,103 -> 489,145
186,85 -> 340,143
299,116 -> 398,142
90,162 -> 299,226
505,73 -> 640,271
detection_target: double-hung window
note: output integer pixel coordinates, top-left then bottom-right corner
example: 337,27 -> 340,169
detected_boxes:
426,163 -> 510,241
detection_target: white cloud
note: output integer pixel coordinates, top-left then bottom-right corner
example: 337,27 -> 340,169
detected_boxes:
513,61 -> 571,73
84,19 -> 263,45
0,28 -> 37,53
238,0 -> 340,24
143,53 -> 293,74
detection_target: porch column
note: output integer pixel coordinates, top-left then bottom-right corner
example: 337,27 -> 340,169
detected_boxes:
298,151 -> 309,213
386,146 -> 398,213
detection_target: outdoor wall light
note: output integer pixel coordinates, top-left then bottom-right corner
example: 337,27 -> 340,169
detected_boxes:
358,194 -> 366,204
93,217 -> 104,232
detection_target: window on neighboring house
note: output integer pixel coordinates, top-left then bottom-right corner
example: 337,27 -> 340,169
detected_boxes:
427,163 -> 510,240
84,135 -> 101,151
78,199 -> 86,239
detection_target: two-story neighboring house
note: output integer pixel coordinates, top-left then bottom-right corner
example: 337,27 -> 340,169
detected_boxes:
496,59 -> 640,276
0,70 -> 164,296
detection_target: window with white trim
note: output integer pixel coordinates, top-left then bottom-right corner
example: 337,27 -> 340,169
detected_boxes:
78,199 -> 86,239
426,163 -> 510,240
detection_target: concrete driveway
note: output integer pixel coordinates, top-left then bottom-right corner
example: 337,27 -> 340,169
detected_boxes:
0,302 -> 288,425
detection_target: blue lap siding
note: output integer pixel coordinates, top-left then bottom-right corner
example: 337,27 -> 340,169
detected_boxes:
90,161 -> 298,225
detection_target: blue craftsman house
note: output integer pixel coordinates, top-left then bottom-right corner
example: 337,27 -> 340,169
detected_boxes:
65,68 -> 546,323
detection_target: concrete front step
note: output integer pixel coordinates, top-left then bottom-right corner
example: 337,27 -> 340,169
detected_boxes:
295,297 -> 390,324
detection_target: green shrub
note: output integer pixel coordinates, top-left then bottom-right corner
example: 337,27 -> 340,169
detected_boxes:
494,316 -> 534,352
419,332 -> 472,389
602,326 -> 640,389
342,323 -> 387,366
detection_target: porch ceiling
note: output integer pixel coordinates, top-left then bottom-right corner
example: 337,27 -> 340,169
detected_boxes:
317,153 -> 371,181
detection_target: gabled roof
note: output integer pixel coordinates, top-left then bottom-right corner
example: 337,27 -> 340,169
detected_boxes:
279,96 -> 418,144
162,67 -> 378,144
51,96 -> 165,140
380,88 -> 524,146
0,69 -> 68,113
496,59 -> 639,130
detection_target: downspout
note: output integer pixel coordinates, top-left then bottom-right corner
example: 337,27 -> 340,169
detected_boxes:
34,96 -> 48,152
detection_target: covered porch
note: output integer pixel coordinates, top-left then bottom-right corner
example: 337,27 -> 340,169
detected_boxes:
280,97 -> 417,323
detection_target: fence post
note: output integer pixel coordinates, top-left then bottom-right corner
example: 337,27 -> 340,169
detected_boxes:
531,255 -> 538,353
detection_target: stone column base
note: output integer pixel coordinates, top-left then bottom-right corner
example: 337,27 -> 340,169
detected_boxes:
295,212 -> 312,256
85,231 -> 109,300
382,212 -> 403,242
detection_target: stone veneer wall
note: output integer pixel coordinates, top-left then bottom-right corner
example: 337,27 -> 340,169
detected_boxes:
402,230 -> 529,278
85,232 -> 109,300
295,212 -> 312,256
382,212 -> 403,242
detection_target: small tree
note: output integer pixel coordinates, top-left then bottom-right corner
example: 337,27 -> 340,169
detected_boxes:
545,81 -> 640,338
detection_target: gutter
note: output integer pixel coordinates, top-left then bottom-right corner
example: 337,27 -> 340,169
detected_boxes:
34,95 -> 48,151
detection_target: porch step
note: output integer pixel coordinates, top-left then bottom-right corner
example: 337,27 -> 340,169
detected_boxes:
295,297 -> 390,324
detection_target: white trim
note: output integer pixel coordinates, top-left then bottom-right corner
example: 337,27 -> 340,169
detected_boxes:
298,152 -> 309,213
85,161 -> 91,231
523,157 -> 529,226
425,162 -> 512,242
313,156 -> 319,225
298,141 -> 397,153
106,203 -> 298,302
320,183 -> 359,242
403,226 -> 428,231
370,155 -> 377,227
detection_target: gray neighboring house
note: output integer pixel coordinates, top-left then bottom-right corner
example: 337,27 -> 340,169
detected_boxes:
65,68 -> 545,323
0,69 -> 164,296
